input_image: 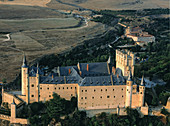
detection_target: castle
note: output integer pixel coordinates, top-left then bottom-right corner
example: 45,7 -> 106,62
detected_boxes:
1,49 -> 148,124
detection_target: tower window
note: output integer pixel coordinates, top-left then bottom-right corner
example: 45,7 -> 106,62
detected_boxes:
63,87 -> 64,89
100,96 -> 102,99
81,97 -> 83,99
94,89 -> 96,92
140,92 -> 142,94
122,88 -> 123,91
85,90 -> 87,92
49,95 -> 51,97
122,95 -> 123,97
67,87 -> 68,89
59,87 -> 60,90
75,87 -> 76,89
105,89 -> 107,91
113,89 -> 114,91
82,90 -> 83,92
92,97 -> 94,99
31,95 -> 34,97
85,97 -> 87,99
107,96 -> 110,98
71,94 -> 73,96
47,87 -> 49,90
31,84 -> 34,87
71,87 -> 72,89
101,89 -> 102,91
40,87 -> 42,89
114,96 -> 115,98
54,87 -> 56,90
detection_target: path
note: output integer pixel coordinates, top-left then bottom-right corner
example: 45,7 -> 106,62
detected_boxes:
2,34 -> 10,42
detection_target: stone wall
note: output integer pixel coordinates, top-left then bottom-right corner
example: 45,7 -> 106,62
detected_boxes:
78,85 -> 126,110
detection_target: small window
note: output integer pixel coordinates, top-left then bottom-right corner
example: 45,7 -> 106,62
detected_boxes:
71,94 -> 73,96
63,87 -> 64,89
81,103 -> 83,105
85,90 -> 87,92
75,87 -> 76,89
140,92 -> 142,94
67,87 -> 68,89
47,87 -> 49,90
49,95 -> 51,97
100,96 -> 102,99
94,89 -> 96,92
101,89 -> 102,91
113,89 -> 114,91
81,97 -> 83,99
59,87 -> 60,90
71,87 -> 72,89
105,89 -> 107,91
40,87 -> 42,89
127,89 -> 128,91
122,95 -> 123,97
92,97 -> 94,99
54,87 -> 56,90
31,95 -> 34,97
82,90 -> 83,92
31,84 -> 34,87
107,96 -> 110,98
114,96 -> 115,98
122,88 -> 123,91
85,97 -> 87,99
39,95 -> 40,97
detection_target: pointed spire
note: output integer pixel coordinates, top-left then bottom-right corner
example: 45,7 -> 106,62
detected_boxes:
22,54 -> 28,67
12,98 -> 16,105
107,56 -> 111,64
128,70 -> 133,81
141,75 -> 145,86
37,62 -> 39,74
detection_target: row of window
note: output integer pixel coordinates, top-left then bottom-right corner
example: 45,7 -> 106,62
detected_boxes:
80,102 -> 124,106
81,95 -> 124,99
31,94 -> 74,98
39,87 -> 77,90
81,88 -> 124,92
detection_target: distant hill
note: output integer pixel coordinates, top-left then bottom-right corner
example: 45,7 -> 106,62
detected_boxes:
0,0 -> 169,10
47,0 -> 170,10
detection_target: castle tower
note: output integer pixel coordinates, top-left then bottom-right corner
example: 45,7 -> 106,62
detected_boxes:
21,55 -> 28,95
11,99 -> 16,118
125,70 -> 133,107
36,63 -> 40,102
139,76 -> 145,106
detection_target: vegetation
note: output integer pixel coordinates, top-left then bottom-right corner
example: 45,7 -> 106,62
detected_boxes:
17,93 -> 77,125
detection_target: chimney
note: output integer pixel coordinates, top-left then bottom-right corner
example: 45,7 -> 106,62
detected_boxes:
117,74 -> 119,78
112,67 -> 116,75
68,69 -> 71,74
87,64 -> 89,71
52,74 -> 54,80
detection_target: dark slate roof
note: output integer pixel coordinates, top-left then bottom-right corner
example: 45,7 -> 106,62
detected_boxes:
40,73 -> 79,84
52,66 -> 78,76
115,68 -> 123,76
79,75 -> 125,86
79,62 -> 109,77
29,66 -> 44,77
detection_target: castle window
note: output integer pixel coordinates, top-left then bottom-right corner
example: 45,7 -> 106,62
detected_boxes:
101,89 -> 102,91
85,90 -> 87,92
63,87 -> 64,89
113,89 -> 114,91
85,97 -> 87,99
31,95 -> 34,97
49,95 -> 51,97
85,103 -> 86,105
31,84 -> 34,87
105,89 -> 107,91
71,94 -> 73,96
40,87 -> 42,89
59,87 -> 60,90
82,90 -> 83,92
71,87 -> 72,89
92,97 -> 94,99
54,87 -> 56,90
81,103 -> 83,105
122,88 -> 123,91
122,95 -> 123,97
67,87 -> 68,89
94,89 -> 96,92
47,87 -> 49,90
75,87 -> 76,89
127,89 -> 128,91
107,96 -> 110,98
39,95 -> 40,97
81,97 -> 83,99
114,96 -> 115,98
140,92 -> 142,94
100,96 -> 102,99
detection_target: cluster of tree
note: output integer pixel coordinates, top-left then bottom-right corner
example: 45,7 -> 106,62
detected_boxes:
61,108 -> 166,126
93,8 -> 169,17
17,93 -> 77,126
